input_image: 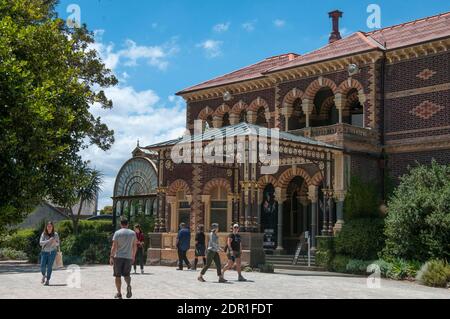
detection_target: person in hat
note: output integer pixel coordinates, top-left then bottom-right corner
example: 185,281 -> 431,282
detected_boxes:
197,223 -> 226,283
222,223 -> 247,282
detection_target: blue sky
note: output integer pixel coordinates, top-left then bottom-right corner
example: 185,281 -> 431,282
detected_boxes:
55,0 -> 450,210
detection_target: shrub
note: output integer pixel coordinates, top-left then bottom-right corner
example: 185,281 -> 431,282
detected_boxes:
371,259 -> 393,278
0,229 -> 34,252
416,260 -> 450,288
25,221 -> 47,263
344,176 -> 381,220
383,161 -> 450,262
346,259 -> 373,275
385,258 -> 421,280
56,220 -> 113,239
335,218 -> 385,260
315,250 -> 333,268
61,230 -> 111,265
0,248 -> 28,260
330,254 -> 351,273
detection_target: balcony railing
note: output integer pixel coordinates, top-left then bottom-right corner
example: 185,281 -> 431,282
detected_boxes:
290,123 -> 380,151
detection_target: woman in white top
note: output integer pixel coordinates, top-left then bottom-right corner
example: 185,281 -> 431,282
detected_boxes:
39,221 -> 60,286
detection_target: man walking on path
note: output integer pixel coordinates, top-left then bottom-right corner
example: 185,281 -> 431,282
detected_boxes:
176,223 -> 192,270
198,223 -> 226,283
222,224 -> 247,282
110,219 -> 137,299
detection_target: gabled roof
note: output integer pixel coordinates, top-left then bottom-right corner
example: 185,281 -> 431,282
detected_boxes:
145,122 -> 342,150
176,53 -> 299,95
177,11 -> 450,94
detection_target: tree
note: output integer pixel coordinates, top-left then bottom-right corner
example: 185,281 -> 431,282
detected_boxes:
383,161 -> 450,262
100,206 -> 113,215
344,176 -> 381,220
0,0 -> 117,231
51,164 -> 103,234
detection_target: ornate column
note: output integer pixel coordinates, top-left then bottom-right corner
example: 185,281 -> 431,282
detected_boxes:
299,196 -> 309,234
334,93 -> 346,124
166,196 -> 177,232
327,190 -> 335,235
308,185 -> 319,251
257,188 -> 262,233
333,190 -> 346,234
283,105 -> 293,131
302,99 -> 314,128
201,195 -> 211,230
247,110 -> 256,124
275,187 -> 285,254
321,189 -> 330,236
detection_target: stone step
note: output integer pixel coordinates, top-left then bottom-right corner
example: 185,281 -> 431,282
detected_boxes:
266,259 -> 316,266
272,264 -> 326,272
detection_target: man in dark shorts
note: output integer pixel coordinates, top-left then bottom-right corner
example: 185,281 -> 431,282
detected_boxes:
193,224 -> 206,271
110,219 -> 137,299
222,224 -> 247,282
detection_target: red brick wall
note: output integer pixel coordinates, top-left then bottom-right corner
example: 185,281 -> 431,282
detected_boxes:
350,153 -> 381,185
387,149 -> 450,182
384,51 -> 450,141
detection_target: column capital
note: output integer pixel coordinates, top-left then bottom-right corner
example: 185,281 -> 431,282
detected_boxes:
166,195 -> 177,204
308,185 -> 319,203
275,187 -> 286,202
334,190 -> 347,202
201,194 -> 211,203
301,99 -> 314,114
334,93 -> 347,109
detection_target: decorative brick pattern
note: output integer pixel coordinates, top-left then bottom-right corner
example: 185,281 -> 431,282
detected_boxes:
410,100 -> 444,120
416,68 -> 437,80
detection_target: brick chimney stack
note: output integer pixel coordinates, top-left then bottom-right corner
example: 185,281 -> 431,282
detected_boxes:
328,10 -> 343,44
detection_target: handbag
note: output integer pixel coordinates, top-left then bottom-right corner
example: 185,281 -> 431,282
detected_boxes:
53,246 -> 64,269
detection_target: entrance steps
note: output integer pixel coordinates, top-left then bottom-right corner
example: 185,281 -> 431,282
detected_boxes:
265,254 -> 326,272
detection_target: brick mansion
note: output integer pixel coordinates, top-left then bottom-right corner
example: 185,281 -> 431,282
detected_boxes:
112,10 -> 450,265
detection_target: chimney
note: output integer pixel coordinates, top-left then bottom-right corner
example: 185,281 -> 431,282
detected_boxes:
328,10 -> 343,44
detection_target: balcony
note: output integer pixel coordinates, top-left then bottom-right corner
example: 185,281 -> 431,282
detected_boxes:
290,123 -> 380,154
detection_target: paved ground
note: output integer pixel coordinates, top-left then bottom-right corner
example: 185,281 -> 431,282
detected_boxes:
0,262 -> 448,299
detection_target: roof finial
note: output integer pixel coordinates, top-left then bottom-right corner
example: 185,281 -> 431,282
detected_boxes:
137,139 -> 140,147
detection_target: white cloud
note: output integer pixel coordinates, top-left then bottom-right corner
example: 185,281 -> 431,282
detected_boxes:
89,32 -> 178,72
213,22 -> 230,33
197,40 -> 223,58
340,27 -> 352,37
273,19 -> 286,28
242,21 -> 256,32
84,86 -> 186,210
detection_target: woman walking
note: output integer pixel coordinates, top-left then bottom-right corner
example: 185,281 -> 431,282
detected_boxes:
198,223 -> 226,283
39,221 -> 60,286
193,224 -> 206,271
133,224 -> 145,274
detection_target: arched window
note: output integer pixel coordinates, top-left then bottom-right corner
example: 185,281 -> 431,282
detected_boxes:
222,113 -> 230,127
239,110 -> 248,123
115,201 -> 122,217
256,107 -> 268,127
177,191 -> 191,229
288,99 -> 305,130
347,89 -> 364,127
210,186 -> 228,232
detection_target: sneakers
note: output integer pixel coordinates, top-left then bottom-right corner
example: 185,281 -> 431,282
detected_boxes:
141,269 -> 144,274
114,293 -> 122,299
238,275 -> 247,282
197,276 -> 206,282
126,285 -> 132,299
41,276 -> 46,284
44,280 -> 50,286
219,277 -> 227,283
